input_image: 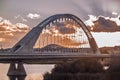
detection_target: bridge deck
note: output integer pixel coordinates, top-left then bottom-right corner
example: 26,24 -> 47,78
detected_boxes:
0,52 -> 120,64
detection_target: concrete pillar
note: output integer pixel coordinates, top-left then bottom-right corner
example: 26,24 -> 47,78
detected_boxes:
8,76 -> 16,80
17,62 -> 26,80
7,62 -> 27,80
7,62 -> 16,80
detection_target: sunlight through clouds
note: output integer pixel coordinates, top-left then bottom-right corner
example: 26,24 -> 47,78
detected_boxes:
0,17 -> 30,48
0,38 -> 5,42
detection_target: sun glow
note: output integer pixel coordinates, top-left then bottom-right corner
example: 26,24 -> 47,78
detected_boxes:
0,38 -> 5,42
0,17 -> 30,48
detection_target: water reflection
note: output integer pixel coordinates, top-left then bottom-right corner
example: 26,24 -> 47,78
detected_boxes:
0,64 -> 54,80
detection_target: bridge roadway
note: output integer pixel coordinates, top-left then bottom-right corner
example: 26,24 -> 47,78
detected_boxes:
0,52 -> 120,64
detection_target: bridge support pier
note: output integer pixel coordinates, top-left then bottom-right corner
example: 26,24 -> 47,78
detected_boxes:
7,61 -> 27,80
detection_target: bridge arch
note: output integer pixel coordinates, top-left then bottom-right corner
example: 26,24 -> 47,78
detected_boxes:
11,14 -> 100,54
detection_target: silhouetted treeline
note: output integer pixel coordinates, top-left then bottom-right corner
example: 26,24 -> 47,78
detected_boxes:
44,59 -> 103,80
44,58 -> 120,80
107,58 -> 120,80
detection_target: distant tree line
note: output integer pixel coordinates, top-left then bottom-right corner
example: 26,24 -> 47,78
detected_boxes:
44,58 -> 120,80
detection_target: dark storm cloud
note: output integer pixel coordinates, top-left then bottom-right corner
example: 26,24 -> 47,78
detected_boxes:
90,16 -> 120,32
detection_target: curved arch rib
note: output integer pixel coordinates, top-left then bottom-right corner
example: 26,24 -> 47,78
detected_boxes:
11,14 -> 100,54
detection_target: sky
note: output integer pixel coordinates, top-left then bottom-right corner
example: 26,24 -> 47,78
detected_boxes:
0,0 -> 120,48
0,0 -> 120,80
0,0 -> 120,27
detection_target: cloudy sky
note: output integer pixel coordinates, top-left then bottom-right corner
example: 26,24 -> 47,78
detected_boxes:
0,0 -> 120,27
0,0 -> 120,80
0,0 -> 120,48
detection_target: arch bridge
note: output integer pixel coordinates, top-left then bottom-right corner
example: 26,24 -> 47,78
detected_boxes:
1,14 -> 115,63
0,14 -> 117,80
11,14 -> 100,54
